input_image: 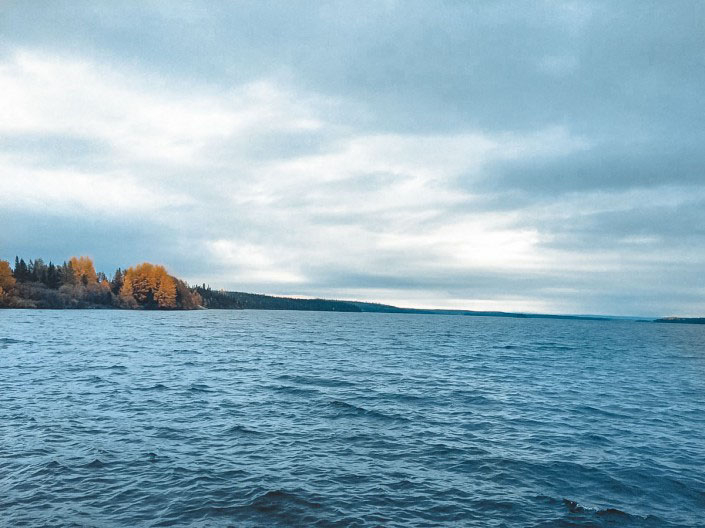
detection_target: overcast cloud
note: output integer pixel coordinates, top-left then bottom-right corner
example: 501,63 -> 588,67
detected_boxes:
1,1 -> 704,316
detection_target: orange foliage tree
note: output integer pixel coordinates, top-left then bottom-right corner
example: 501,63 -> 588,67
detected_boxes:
0,260 -> 16,302
120,262 -> 177,309
69,256 -> 98,285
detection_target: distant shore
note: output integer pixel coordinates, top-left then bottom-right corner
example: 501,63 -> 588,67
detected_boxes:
6,285 -> 703,324
3,256 -> 703,323
654,317 -> 705,325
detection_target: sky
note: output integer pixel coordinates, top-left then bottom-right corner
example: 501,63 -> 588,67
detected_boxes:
1,1 -> 704,316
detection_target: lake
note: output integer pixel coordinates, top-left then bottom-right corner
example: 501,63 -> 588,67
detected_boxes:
1,310 -> 704,526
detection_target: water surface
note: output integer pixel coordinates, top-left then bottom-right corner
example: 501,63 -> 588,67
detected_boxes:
1,310 -> 704,526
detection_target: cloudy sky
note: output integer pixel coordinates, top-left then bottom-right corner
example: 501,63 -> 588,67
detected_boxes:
1,1 -> 704,316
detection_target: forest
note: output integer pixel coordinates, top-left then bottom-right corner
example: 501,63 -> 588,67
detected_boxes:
194,288 -> 362,311
0,256 -> 203,310
0,255 -> 368,312
3,255 -> 671,320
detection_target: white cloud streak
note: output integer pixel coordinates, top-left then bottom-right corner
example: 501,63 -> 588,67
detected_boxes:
1,49 -> 702,316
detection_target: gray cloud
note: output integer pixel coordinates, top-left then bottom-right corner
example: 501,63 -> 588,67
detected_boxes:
0,133 -> 112,170
4,2 -> 703,133
534,198 -> 705,251
480,141 -> 705,195
1,1 -> 704,316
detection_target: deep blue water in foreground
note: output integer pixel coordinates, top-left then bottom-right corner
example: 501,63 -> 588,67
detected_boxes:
1,310 -> 704,527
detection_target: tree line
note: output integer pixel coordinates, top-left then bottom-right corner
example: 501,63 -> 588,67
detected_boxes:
0,256 -> 203,310
193,289 -> 361,312
0,255 -> 378,312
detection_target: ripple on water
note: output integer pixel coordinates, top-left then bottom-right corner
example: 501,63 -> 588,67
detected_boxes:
1,310 -> 704,527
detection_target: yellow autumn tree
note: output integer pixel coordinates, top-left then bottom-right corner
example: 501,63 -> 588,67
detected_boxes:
120,262 -> 177,309
0,260 -> 16,301
125,263 -> 154,304
154,275 -> 177,308
69,256 -> 98,285
118,274 -> 137,307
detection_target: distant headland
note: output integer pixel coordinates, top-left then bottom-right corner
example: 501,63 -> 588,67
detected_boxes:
1,255 -> 703,323
653,317 -> 705,325
0,256 -> 202,310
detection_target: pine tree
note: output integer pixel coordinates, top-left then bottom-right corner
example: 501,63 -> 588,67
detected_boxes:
32,258 -> 47,284
58,261 -> 77,286
110,268 -> 124,295
46,263 -> 60,289
14,258 -> 29,282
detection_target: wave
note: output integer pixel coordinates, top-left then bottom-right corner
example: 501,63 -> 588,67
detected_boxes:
560,499 -> 665,526
223,424 -> 264,436
277,374 -> 356,388
0,337 -> 25,344
268,384 -> 321,397
0,337 -> 31,349
83,458 -> 107,469
188,383 -> 214,393
3,311 -> 704,527
327,399 -> 410,422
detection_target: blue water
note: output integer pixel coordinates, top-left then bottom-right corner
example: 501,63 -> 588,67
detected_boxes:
1,310 -> 704,527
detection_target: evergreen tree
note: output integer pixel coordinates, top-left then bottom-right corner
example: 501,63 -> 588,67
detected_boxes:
110,268 -> 124,295
46,263 -> 60,289
32,258 -> 47,284
14,258 -> 29,282
58,261 -> 76,286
